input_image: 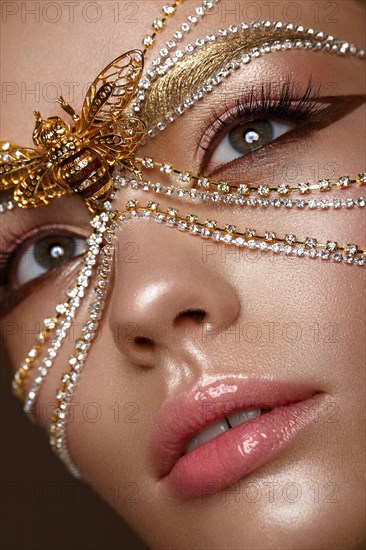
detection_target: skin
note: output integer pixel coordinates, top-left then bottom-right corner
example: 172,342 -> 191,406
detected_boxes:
1,1 -> 365,548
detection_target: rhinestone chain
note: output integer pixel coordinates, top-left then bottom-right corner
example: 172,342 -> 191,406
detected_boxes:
135,32 -> 364,137
0,198 -> 16,213
114,172 -> 366,211
135,157 -> 366,197
141,0 -> 219,59
15,205 -> 114,416
142,0 -> 184,55
49,208 -> 118,477
6,0 -> 366,480
137,20 -> 364,106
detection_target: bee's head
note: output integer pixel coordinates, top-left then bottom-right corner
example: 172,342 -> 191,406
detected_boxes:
32,113 -> 71,147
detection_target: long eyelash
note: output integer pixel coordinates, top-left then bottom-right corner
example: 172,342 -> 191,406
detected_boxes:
198,78 -> 322,152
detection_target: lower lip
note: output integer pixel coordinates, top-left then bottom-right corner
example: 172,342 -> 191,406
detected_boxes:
165,394 -> 322,499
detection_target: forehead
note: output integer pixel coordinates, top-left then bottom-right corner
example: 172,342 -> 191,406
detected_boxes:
1,0 -> 364,145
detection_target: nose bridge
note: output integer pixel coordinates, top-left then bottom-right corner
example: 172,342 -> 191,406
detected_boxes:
108,220 -> 241,365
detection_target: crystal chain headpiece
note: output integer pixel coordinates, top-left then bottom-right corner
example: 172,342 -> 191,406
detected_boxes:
2,0 -> 365,477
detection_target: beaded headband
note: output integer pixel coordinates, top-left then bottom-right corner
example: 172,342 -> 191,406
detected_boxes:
2,0 -> 365,477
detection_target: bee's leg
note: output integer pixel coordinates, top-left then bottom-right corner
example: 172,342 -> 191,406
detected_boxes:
85,199 -> 99,215
120,159 -> 144,181
57,96 -> 80,128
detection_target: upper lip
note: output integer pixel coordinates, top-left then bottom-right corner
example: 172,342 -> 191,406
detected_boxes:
151,378 -> 321,479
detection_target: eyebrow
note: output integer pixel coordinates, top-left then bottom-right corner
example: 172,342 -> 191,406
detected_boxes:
139,28 -> 318,128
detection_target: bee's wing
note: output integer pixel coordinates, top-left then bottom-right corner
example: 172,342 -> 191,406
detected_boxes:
13,162 -> 68,209
78,50 -> 144,136
0,140 -> 45,191
87,117 -> 146,163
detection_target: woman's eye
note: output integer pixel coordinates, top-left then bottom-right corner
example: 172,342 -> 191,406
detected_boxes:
209,118 -> 295,169
16,235 -> 86,285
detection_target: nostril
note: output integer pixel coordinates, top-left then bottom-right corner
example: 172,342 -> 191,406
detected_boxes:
174,309 -> 207,325
134,336 -> 155,347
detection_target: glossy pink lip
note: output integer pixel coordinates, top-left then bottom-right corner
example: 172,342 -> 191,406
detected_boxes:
151,379 -> 324,499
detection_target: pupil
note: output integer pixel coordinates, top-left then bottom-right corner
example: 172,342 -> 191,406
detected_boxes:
35,236 -> 75,270
49,244 -> 65,259
228,120 -> 273,155
243,129 -> 260,144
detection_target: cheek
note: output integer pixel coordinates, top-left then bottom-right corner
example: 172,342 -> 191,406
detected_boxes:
60,327 -> 160,526
43,238 -> 365,546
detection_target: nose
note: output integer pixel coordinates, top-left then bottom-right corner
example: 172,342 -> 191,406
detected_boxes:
108,220 -> 241,367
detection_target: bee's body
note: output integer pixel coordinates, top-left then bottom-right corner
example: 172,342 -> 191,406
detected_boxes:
57,146 -> 112,202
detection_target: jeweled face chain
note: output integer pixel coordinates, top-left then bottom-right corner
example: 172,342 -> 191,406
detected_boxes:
1,0 -> 365,476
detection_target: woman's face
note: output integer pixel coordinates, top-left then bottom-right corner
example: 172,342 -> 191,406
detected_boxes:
1,1 -> 365,548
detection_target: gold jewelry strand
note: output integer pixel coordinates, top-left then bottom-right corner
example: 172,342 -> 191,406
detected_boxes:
113,171 -> 366,211
12,310 -> 66,400
2,0 -> 364,481
142,1 -> 184,56
135,156 -> 366,197
122,200 -> 366,264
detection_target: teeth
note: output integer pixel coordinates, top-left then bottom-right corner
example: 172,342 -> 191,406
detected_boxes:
184,409 -> 263,455
184,417 -> 230,455
226,408 -> 262,428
